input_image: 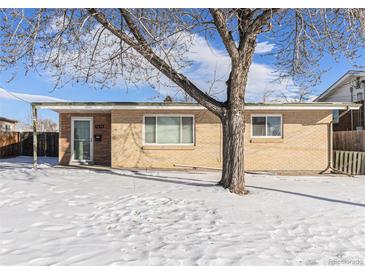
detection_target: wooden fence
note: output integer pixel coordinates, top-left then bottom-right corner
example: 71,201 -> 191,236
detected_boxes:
333,150 -> 365,175
0,132 -> 58,158
333,130 -> 365,152
0,132 -> 21,158
20,132 -> 59,157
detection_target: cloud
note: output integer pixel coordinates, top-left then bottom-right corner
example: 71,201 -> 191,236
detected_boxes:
39,26 -> 301,103
161,35 -> 299,102
246,63 -> 299,102
0,88 -> 66,103
255,41 -> 275,54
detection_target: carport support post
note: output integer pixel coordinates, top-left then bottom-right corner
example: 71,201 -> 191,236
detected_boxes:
32,104 -> 38,168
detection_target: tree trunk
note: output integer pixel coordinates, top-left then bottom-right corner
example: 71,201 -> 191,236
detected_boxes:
219,68 -> 247,195
219,35 -> 256,195
219,106 -> 247,195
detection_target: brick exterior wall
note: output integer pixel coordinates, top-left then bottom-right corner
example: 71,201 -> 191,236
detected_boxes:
110,109 -> 331,171
58,109 -> 332,172
59,113 -> 111,166
111,109 -> 222,169
244,110 -> 331,171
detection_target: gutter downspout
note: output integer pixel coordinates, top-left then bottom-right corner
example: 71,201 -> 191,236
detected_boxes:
321,107 -> 352,174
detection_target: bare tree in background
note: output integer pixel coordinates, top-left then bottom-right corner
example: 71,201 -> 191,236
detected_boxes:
277,88 -> 314,103
1,9 -> 365,194
23,111 -> 58,132
36,118 -> 58,132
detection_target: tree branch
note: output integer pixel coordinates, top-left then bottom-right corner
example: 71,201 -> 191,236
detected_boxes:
209,8 -> 239,60
88,8 -> 225,116
248,8 -> 283,34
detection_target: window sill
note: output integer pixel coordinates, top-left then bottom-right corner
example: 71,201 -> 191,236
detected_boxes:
142,145 -> 195,150
249,138 -> 284,143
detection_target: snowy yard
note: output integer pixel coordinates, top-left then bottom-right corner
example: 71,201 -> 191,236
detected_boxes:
0,157 -> 364,266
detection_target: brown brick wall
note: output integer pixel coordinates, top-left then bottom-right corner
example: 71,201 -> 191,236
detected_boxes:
59,112 -> 111,165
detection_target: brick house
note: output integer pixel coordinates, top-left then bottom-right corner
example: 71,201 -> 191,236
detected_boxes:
32,101 -> 359,172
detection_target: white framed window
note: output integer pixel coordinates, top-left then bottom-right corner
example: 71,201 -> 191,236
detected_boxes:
143,115 -> 195,145
251,114 -> 282,138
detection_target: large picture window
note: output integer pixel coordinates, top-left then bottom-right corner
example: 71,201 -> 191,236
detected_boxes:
144,115 -> 194,145
251,115 -> 282,137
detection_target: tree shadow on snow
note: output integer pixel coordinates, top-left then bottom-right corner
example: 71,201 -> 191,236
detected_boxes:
90,168 -> 220,188
247,185 -> 365,208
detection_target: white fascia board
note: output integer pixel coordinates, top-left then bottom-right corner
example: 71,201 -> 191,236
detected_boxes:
245,105 -> 360,110
37,105 -> 206,111
35,103 -> 360,111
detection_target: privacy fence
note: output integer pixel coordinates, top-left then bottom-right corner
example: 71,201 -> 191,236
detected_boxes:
333,130 -> 365,152
0,132 -> 58,158
333,130 -> 365,175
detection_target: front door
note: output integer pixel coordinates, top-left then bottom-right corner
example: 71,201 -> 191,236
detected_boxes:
72,118 -> 93,162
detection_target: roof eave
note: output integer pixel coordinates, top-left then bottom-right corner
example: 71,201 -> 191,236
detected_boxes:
32,102 -> 361,112
0,117 -> 18,123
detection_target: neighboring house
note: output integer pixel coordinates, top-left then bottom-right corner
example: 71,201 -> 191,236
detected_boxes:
0,116 -> 18,132
31,101 -> 359,173
315,70 -> 365,131
15,120 -> 59,132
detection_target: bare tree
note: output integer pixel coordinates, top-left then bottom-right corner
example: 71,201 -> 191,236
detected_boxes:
1,9 -> 365,194
25,110 -> 58,132
36,118 -> 58,132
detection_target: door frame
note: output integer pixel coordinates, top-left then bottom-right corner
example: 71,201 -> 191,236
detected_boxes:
71,117 -> 93,162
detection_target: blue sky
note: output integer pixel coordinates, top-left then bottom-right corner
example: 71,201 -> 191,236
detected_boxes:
0,19 -> 364,124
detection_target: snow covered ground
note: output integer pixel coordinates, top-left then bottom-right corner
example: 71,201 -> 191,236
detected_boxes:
0,156 -> 364,266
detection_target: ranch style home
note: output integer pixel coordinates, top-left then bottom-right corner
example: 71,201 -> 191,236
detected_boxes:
31,101 -> 360,172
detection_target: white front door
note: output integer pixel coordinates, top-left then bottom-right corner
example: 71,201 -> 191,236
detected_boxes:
71,117 -> 93,162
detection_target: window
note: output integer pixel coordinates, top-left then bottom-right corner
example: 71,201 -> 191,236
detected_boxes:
357,92 -> 363,102
144,115 -> 194,145
251,115 -> 282,137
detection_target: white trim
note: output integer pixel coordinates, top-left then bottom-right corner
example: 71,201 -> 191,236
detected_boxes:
251,114 -> 283,138
245,106 -> 358,110
35,103 -> 361,111
38,105 -> 205,111
245,105 -> 360,110
142,114 -> 195,146
71,117 -> 93,162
